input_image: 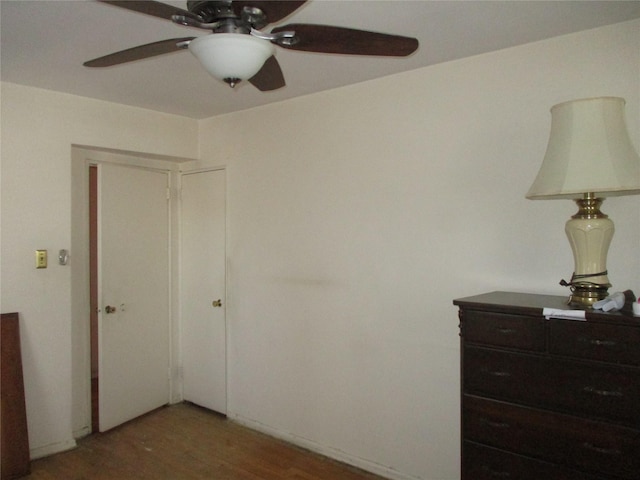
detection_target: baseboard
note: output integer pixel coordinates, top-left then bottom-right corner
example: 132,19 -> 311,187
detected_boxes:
73,425 -> 91,439
30,438 -> 77,460
229,413 -> 418,480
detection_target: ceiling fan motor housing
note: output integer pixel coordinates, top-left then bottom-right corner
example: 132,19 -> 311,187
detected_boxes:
187,1 -> 268,30
188,1 -> 233,21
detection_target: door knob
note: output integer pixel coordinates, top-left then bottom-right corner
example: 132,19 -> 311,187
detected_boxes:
212,299 -> 222,308
105,305 -> 117,314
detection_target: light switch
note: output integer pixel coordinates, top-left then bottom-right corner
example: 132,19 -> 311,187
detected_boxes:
36,250 -> 47,268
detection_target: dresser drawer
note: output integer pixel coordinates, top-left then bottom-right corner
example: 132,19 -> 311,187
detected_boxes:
549,321 -> 640,366
462,310 -> 545,351
463,442 -> 611,480
464,347 -> 640,426
464,395 -> 640,479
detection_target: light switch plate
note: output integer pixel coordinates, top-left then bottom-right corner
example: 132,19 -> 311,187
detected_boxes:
36,250 -> 47,268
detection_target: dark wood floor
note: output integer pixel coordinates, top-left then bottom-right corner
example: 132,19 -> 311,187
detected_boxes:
27,402 -> 387,480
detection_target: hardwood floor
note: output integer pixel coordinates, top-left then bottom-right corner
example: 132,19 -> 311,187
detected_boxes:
28,403 -> 387,480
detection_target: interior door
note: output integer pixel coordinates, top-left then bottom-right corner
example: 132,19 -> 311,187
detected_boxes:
98,163 -> 171,431
180,169 -> 227,413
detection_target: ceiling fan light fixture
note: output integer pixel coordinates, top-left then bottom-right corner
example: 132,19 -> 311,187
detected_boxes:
189,33 -> 274,85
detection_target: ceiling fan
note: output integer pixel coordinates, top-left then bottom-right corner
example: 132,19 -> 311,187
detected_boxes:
84,0 -> 419,90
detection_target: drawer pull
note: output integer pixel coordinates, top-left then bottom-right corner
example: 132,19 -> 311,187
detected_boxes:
582,386 -> 623,397
479,417 -> 510,429
482,368 -> 512,378
582,442 -> 622,456
495,327 -> 516,335
579,337 -> 617,347
481,466 -> 511,478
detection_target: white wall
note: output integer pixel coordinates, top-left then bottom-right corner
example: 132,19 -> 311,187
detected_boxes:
0,84 -> 198,457
1,18 -> 638,480
192,21 -> 640,480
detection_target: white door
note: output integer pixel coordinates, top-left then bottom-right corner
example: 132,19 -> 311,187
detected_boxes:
180,169 -> 227,413
98,163 -> 171,431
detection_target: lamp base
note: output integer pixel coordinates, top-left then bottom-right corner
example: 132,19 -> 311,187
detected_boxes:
562,194 -> 614,308
567,283 -> 610,307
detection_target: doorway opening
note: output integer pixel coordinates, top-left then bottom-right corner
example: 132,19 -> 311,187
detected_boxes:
87,161 -> 172,433
89,165 -> 99,432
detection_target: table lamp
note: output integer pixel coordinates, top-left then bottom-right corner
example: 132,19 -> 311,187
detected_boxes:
526,97 -> 640,306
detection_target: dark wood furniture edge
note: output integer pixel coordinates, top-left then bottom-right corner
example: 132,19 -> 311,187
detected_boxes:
1,312 -> 31,479
454,291 -> 638,325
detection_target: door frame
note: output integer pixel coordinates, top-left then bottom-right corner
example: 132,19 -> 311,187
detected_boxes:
71,146 -> 188,437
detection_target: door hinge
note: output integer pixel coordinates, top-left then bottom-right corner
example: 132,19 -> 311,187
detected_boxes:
166,187 -> 171,200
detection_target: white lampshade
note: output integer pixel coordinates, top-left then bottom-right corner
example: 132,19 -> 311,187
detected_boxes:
526,97 -> 640,199
189,33 -> 274,82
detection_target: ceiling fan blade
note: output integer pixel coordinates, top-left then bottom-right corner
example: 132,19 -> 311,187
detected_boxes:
249,56 -> 286,91
272,24 -> 419,57
232,1 -> 307,24
84,38 -> 194,67
98,0 -> 201,21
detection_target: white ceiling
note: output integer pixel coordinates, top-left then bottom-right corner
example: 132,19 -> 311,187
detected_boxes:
2,0 -> 640,119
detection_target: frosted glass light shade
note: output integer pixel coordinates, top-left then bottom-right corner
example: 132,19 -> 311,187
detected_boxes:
527,97 -> 640,200
189,34 -> 274,81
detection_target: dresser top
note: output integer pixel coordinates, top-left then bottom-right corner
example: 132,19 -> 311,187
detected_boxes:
453,291 -> 639,326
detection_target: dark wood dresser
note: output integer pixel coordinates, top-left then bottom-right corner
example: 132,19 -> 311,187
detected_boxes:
453,291 -> 640,480
1,312 -> 30,479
